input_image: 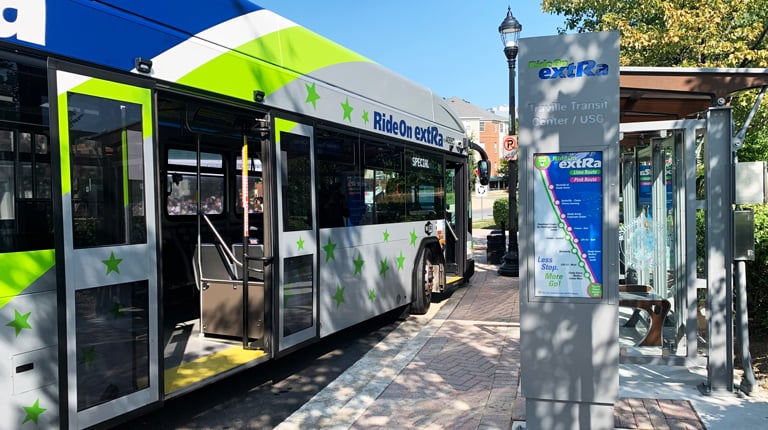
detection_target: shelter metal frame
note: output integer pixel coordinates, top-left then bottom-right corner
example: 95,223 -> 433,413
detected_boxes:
619,67 -> 768,392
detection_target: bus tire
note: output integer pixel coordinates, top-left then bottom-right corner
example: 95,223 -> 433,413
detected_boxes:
411,243 -> 443,315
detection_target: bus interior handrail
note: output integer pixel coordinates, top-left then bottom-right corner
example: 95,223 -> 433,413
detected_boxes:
445,219 -> 459,242
201,214 -> 238,264
201,213 -> 265,274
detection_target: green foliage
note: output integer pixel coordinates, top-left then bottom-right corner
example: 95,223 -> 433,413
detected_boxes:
733,89 -> 768,162
497,161 -> 509,178
696,205 -> 768,332
493,198 -> 509,229
695,209 -> 706,278
746,205 -> 768,331
542,0 -> 768,68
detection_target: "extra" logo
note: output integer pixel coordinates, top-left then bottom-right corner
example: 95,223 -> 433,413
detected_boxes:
529,59 -> 609,80
0,0 -> 46,46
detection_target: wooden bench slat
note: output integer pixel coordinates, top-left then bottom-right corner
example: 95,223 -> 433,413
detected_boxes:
619,287 -> 670,347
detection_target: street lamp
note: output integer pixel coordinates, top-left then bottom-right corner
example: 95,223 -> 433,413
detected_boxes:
498,6 -> 521,277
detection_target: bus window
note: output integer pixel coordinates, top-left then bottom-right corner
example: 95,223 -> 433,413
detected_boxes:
236,154 -> 264,214
364,142 -> 403,224
0,160 -> 12,221
0,131 -> 13,223
316,128 -> 358,227
0,136 -> 12,250
365,169 -> 404,224
236,153 -> 264,243
19,133 -> 50,201
280,132 -> 312,231
35,134 -> 52,198
405,150 -> 444,221
67,93 -> 146,247
166,149 -> 224,216
0,58 -> 52,252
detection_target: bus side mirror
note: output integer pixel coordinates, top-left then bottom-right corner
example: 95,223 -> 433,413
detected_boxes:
477,160 -> 490,186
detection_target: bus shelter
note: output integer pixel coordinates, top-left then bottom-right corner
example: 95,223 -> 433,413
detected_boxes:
617,67 -> 768,393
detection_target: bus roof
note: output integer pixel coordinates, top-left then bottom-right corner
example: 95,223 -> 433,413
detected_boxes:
4,0 -> 466,152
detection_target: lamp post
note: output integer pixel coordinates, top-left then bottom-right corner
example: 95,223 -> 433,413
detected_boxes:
498,6 -> 521,277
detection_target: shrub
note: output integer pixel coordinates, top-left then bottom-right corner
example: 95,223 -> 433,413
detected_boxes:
746,205 -> 768,333
493,198 -> 509,229
697,205 -> 768,334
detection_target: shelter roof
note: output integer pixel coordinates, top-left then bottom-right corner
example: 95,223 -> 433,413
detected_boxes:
620,67 -> 768,123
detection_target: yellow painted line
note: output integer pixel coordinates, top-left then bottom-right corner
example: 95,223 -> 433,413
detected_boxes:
164,346 -> 267,394
446,276 -> 463,285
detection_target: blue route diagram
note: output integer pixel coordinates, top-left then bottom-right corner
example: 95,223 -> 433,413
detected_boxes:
532,152 -> 603,298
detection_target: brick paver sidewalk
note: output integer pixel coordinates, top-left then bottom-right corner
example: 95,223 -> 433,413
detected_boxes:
353,261 -> 707,429
278,256 -> 709,429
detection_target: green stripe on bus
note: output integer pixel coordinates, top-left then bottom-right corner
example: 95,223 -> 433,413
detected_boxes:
177,26 -> 371,101
0,250 -> 55,308
122,128 -> 129,207
274,118 -> 299,143
65,78 -> 153,139
57,89 -> 72,196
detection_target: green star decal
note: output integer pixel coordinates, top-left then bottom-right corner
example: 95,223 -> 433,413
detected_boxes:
6,309 -> 32,337
103,251 -> 122,275
81,345 -> 96,368
362,110 -> 369,124
333,284 -> 345,308
396,251 -> 406,270
111,302 -> 125,319
22,399 -> 46,425
297,235 -> 305,251
410,229 -> 418,246
341,97 -> 354,122
353,253 -> 365,275
379,258 -> 390,278
368,289 -> 376,302
322,237 -> 337,262
305,82 -> 320,110
383,230 -> 390,242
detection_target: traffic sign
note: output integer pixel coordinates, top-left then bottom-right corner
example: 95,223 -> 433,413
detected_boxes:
503,135 -> 518,152
476,184 -> 488,196
503,148 -> 518,161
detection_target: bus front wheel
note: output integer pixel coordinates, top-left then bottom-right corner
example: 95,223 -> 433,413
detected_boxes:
411,244 -> 442,315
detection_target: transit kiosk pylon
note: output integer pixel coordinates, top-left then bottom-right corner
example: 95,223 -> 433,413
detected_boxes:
518,31 -> 621,430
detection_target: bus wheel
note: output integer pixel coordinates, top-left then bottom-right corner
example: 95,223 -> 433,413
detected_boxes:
411,245 -> 439,315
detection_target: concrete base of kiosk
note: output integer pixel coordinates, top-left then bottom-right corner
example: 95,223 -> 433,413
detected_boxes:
526,399 -> 615,430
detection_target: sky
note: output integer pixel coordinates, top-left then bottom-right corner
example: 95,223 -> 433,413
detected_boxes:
255,1 -> 565,110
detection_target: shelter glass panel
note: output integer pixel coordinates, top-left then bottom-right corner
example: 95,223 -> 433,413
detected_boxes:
620,128 -> 689,358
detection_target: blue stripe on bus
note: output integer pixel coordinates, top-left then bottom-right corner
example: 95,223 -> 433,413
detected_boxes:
5,0 -> 265,72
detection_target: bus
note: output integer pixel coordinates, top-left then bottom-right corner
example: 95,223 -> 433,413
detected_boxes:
0,1 -> 486,428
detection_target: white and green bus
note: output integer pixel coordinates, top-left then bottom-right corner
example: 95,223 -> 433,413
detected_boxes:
0,1 -> 487,428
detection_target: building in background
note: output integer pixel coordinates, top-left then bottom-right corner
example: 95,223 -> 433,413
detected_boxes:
447,97 -> 509,189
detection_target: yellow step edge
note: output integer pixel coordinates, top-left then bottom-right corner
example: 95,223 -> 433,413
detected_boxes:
446,276 -> 463,285
164,346 -> 267,394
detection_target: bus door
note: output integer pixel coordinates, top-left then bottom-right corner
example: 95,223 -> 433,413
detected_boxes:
54,69 -> 158,428
273,119 -> 318,352
445,157 -> 469,280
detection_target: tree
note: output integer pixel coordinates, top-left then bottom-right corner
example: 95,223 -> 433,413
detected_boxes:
497,161 -> 509,178
541,0 -> 768,161
542,0 -> 768,68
